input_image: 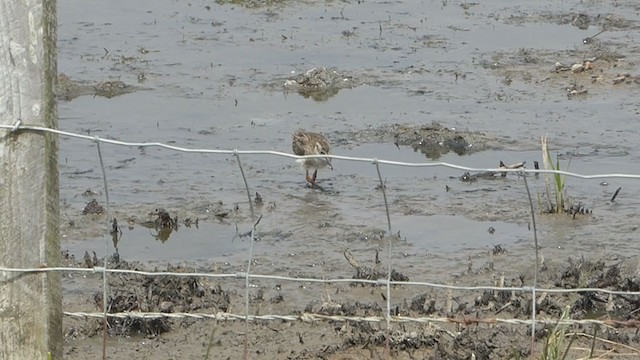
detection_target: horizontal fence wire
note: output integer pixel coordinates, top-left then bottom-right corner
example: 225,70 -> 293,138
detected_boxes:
2,123 -> 640,179
61,311 -> 640,328
3,123 -> 640,357
2,265 -> 640,297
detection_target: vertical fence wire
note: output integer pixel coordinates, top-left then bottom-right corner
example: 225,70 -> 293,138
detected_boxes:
373,159 -> 392,359
521,171 -> 539,358
95,137 -> 111,360
234,151 -> 256,360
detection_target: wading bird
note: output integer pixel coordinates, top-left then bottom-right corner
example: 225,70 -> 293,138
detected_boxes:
292,130 -> 333,190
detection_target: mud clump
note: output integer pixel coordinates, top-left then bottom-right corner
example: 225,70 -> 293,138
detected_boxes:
57,73 -> 142,101
82,199 -> 104,215
90,262 -> 231,337
283,67 -> 360,101
336,122 -> 498,160
394,123 -> 497,158
343,249 -> 410,284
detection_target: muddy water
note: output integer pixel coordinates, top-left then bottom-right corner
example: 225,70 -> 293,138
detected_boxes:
59,0 -> 640,285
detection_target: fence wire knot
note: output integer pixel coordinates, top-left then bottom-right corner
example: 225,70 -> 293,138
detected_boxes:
92,266 -> 105,274
236,271 -> 247,278
371,158 -> 379,165
376,278 -> 388,286
299,313 -> 315,322
233,148 -> 239,156
11,119 -> 22,132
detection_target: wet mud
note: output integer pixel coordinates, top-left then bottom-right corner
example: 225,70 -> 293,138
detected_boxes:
62,250 -> 640,359
57,0 -> 640,358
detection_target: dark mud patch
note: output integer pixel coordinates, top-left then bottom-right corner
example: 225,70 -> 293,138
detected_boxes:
63,253 -> 640,359
334,122 -> 507,160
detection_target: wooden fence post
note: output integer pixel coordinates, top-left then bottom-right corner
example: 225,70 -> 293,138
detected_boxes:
0,0 -> 61,359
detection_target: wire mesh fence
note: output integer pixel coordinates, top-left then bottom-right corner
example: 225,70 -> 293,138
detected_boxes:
2,122 -> 640,358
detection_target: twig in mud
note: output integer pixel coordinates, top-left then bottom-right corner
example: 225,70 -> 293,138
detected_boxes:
583,27 -> 607,44
343,249 -> 361,271
610,187 -> 622,202
204,326 -> 218,360
110,218 -> 122,236
589,325 -> 598,358
232,215 -> 263,242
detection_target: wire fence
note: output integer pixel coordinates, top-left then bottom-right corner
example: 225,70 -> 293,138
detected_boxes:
2,122 -> 640,358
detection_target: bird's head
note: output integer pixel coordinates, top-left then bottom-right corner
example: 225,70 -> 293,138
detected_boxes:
315,142 -> 333,170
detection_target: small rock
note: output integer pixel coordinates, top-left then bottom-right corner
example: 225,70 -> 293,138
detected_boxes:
571,64 -> 584,73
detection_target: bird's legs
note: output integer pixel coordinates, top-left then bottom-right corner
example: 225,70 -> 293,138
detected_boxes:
305,169 -> 324,191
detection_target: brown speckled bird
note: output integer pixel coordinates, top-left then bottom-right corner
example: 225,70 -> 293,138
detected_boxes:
292,130 -> 333,189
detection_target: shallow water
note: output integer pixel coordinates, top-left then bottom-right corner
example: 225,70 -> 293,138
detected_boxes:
58,0 -> 640,281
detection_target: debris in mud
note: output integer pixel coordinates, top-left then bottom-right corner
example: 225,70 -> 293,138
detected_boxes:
139,208 -> 179,242
283,67 -> 359,101
62,251 -> 640,359
460,170 -> 498,182
334,122 -> 500,159
82,199 -> 104,215
343,249 -> 409,284
345,328 -> 437,351
505,12 -> 636,32
183,217 -> 198,228
583,28 -> 606,44
554,60 -> 594,74
492,244 -> 506,255
254,192 -> 263,206
150,208 -> 178,229
214,0 -> 285,8
81,188 -> 97,197
89,261 -> 231,337
93,80 -> 133,98
437,325 -> 529,360
394,122 -> 493,158
538,196 -> 593,217
610,186 -> 622,202
110,218 -> 122,236
571,13 -> 591,30
233,214 -> 263,242
566,82 -> 588,97
83,251 -> 98,268
613,73 -> 632,85
459,160 -> 525,182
